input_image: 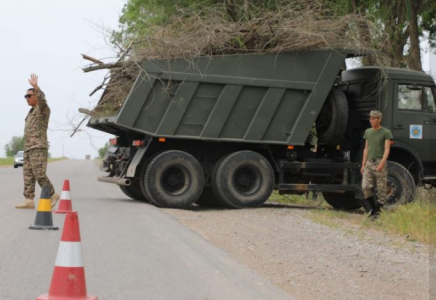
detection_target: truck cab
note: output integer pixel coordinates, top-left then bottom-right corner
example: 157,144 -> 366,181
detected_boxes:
341,67 -> 436,188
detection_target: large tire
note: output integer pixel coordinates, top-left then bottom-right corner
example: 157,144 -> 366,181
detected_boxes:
139,152 -> 163,206
119,182 -> 148,202
316,89 -> 348,145
142,150 -> 204,209
322,192 -> 362,210
384,161 -> 415,207
195,186 -> 222,208
211,151 -> 274,208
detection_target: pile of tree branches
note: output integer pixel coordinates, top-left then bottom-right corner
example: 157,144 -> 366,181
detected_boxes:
130,0 -> 385,58
83,0 -> 389,117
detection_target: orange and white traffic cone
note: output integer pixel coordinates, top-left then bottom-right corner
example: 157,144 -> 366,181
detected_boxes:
53,180 -> 74,214
36,212 -> 97,300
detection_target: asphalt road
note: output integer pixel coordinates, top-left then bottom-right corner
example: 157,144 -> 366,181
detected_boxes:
0,160 -> 293,300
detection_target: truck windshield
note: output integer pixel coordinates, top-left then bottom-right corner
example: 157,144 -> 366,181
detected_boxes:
16,152 -> 23,157
425,87 -> 436,112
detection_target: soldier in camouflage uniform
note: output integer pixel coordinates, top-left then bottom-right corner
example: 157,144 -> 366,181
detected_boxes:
360,110 -> 393,218
15,74 -> 60,209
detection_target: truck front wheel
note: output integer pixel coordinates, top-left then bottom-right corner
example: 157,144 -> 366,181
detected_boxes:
141,150 -> 204,208
212,151 -> 274,208
385,161 -> 415,207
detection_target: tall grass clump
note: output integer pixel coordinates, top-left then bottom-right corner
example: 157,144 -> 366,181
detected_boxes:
370,189 -> 436,245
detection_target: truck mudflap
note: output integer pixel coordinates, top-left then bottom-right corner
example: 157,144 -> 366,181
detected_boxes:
125,145 -> 149,178
98,140 -> 152,186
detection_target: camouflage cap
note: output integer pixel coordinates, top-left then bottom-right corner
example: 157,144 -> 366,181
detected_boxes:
369,110 -> 382,118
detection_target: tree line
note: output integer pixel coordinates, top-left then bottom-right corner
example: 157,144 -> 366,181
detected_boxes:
112,0 -> 436,71
4,136 -> 24,157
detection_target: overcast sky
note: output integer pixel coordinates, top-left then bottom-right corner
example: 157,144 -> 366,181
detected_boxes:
0,2 -> 435,158
0,0 -> 126,158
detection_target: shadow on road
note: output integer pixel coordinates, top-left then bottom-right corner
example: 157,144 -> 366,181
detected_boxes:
112,196 -> 368,216
169,201 -> 368,215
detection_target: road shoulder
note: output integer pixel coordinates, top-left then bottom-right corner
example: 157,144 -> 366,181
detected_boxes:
166,203 -> 430,300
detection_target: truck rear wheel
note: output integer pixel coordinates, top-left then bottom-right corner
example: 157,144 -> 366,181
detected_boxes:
322,192 -> 362,210
212,151 -> 274,208
142,150 -> 204,208
316,89 -> 348,145
119,182 -> 148,202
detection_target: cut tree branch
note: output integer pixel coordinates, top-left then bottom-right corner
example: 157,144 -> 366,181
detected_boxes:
89,82 -> 107,97
82,62 -> 124,73
78,108 -> 95,116
70,116 -> 88,137
81,54 -> 104,64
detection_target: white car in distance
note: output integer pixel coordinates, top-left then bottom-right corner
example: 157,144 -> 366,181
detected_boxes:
14,151 -> 24,168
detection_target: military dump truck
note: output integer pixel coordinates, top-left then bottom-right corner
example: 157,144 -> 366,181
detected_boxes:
89,49 -> 436,209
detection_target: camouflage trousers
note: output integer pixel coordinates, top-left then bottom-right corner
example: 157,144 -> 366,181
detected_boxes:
23,148 -> 55,199
362,159 -> 388,205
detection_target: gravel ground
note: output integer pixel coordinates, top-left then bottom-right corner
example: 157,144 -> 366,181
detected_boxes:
166,203 -> 433,300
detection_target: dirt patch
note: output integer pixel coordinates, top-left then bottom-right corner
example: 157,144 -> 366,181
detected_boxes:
166,203 -> 431,300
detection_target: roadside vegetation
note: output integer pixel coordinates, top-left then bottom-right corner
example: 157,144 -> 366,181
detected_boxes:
0,157 -> 68,167
0,157 -> 14,166
368,198 -> 435,245
48,157 -> 69,163
268,189 -> 436,246
98,142 -> 109,159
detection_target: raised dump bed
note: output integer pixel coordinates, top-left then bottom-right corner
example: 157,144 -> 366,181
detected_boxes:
89,49 -> 349,146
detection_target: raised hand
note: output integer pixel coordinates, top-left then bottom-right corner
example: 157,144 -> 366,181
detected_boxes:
28,74 -> 39,89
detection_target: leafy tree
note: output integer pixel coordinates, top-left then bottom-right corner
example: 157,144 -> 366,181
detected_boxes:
112,0 -> 287,47
4,136 -> 24,157
98,142 -> 110,159
113,0 -> 435,70
331,0 -> 436,70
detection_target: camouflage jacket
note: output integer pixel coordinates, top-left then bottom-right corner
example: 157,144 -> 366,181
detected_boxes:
24,88 -> 50,151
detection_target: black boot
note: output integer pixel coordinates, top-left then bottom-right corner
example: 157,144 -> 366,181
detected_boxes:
358,197 -> 373,212
368,197 -> 380,220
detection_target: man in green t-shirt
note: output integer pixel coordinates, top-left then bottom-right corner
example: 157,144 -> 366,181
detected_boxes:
361,110 -> 393,218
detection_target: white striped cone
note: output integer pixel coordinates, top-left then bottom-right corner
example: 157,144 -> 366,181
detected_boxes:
36,212 -> 97,300
54,180 -> 73,214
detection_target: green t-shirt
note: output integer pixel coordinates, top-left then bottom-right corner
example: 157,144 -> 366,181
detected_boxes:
363,126 -> 393,160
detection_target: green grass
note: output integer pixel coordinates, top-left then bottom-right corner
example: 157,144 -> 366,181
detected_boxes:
365,199 -> 436,245
48,157 -> 69,163
269,189 -> 436,245
0,157 -> 14,166
0,156 -> 68,167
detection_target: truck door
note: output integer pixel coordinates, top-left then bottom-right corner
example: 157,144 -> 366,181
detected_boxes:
426,87 -> 436,162
392,83 -> 433,163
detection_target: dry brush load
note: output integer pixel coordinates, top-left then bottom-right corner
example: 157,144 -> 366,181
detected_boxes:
82,0 -> 388,117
